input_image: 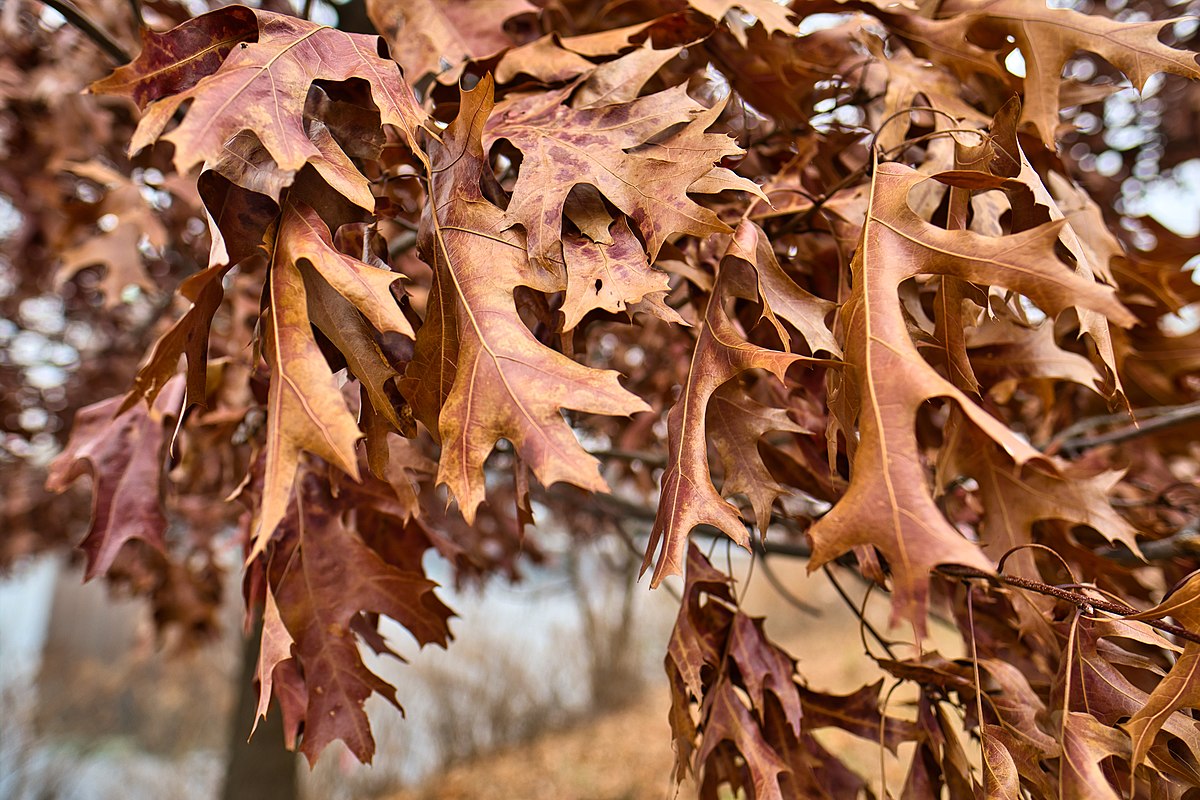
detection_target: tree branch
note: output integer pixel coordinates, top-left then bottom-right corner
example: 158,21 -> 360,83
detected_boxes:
935,563 -> 1200,646
39,0 -> 131,63
1045,400 -> 1200,455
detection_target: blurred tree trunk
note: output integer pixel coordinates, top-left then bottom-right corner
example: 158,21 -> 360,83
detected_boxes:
221,622 -> 298,800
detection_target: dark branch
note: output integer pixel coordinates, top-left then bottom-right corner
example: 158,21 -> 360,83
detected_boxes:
39,0 -> 131,63
1046,400 -> 1200,455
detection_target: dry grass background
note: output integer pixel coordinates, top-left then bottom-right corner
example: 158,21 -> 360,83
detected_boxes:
384,555 -> 964,800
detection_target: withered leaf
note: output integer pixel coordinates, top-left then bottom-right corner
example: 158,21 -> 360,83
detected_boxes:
405,75 -> 648,521
251,217 -> 364,559
560,217 -> 678,331
366,0 -> 537,83
485,65 -> 749,270
46,380 -> 182,580
942,0 -> 1200,145
642,268 -> 803,587
116,10 -> 425,178
1123,574 -> 1200,768
268,473 -> 452,764
88,6 -> 257,109
808,161 -> 1135,631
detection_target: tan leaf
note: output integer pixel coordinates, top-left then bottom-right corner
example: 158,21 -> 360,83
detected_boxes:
560,218 -> 678,331
643,268 -> 805,587
405,75 -> 649,521
366,0 -> 537,83
251,220 -> 363,559
1123,574 -> 1200,767
485,57 -> 749,269
941,0 -> 1200,145
46,380 -> 182,580
709,381 -> 808,532
808,161 -> 1135,630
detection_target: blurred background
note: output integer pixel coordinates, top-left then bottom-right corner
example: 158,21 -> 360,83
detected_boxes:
2,0 -> 1198,797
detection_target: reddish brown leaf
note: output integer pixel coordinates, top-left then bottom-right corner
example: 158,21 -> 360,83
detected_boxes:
366,0 -> 537,83
46,380 -> 182,580
118,10 -> 425,178
268,473 -> 452,764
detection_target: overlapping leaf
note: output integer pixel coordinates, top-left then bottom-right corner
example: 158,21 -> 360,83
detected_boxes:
485,49 -> 755,270
940,0 -> 1200,144
808,161 -> 1136,630
366,0 -> 537,83
251,213 -> 365,558
404,75 -> 649,521
102,9 -> 425,181
46,379 -> 182,580
266,472 -> 452,763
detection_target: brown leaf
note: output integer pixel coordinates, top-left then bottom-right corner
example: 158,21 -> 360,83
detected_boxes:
725,220 -> 840,357
797,680 -> 920,753
809,161 -> 1135,631
121,10 -> 425,178
709,381 -> 807,533
1123,574 -> 1200,767
46,380 -> 182,580
687,0 -> 799,38
268,472 -> 452,764
252,588 -> 295,736
942,0 -> 1200,145
642,268 -> 802,587
560,218 -> 678,330
1058,711 -> 1129,800
251,218 -> 364,559
696,676 -> 791,800
485,59 -> 750,270
367,0 -> 537,83
404,75 -> 649,521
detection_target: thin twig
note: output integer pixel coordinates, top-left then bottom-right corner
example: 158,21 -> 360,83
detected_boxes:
126,0 -> 142,30
39,0 -> 131,62
752,537 -> 820,615
823,565 -> 899,659
1052,401 -> 1200,455
936,563 -> 1200,646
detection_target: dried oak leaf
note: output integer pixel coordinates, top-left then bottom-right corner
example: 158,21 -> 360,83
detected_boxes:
251,210 -> 367,559
252,588 -> 295,737
404,75 -> 648,521
88,5 -> 258,109
559,217 -> 680,331
709,381 -> 808,533
268,473 -> 452,764
1123,573 -> 1200,768
687,0 -> 799,38
46,378 -> 182,580
696,675 -> 792,800
122,174 -> 278,412
109,9 -> 425,180
808,162 -> 1135,631
1058,711 -> 1130,800
940,0 -> 1200,145
366,0 -> 538,83
485,50 -> 756,271
642,268 -> 803,586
